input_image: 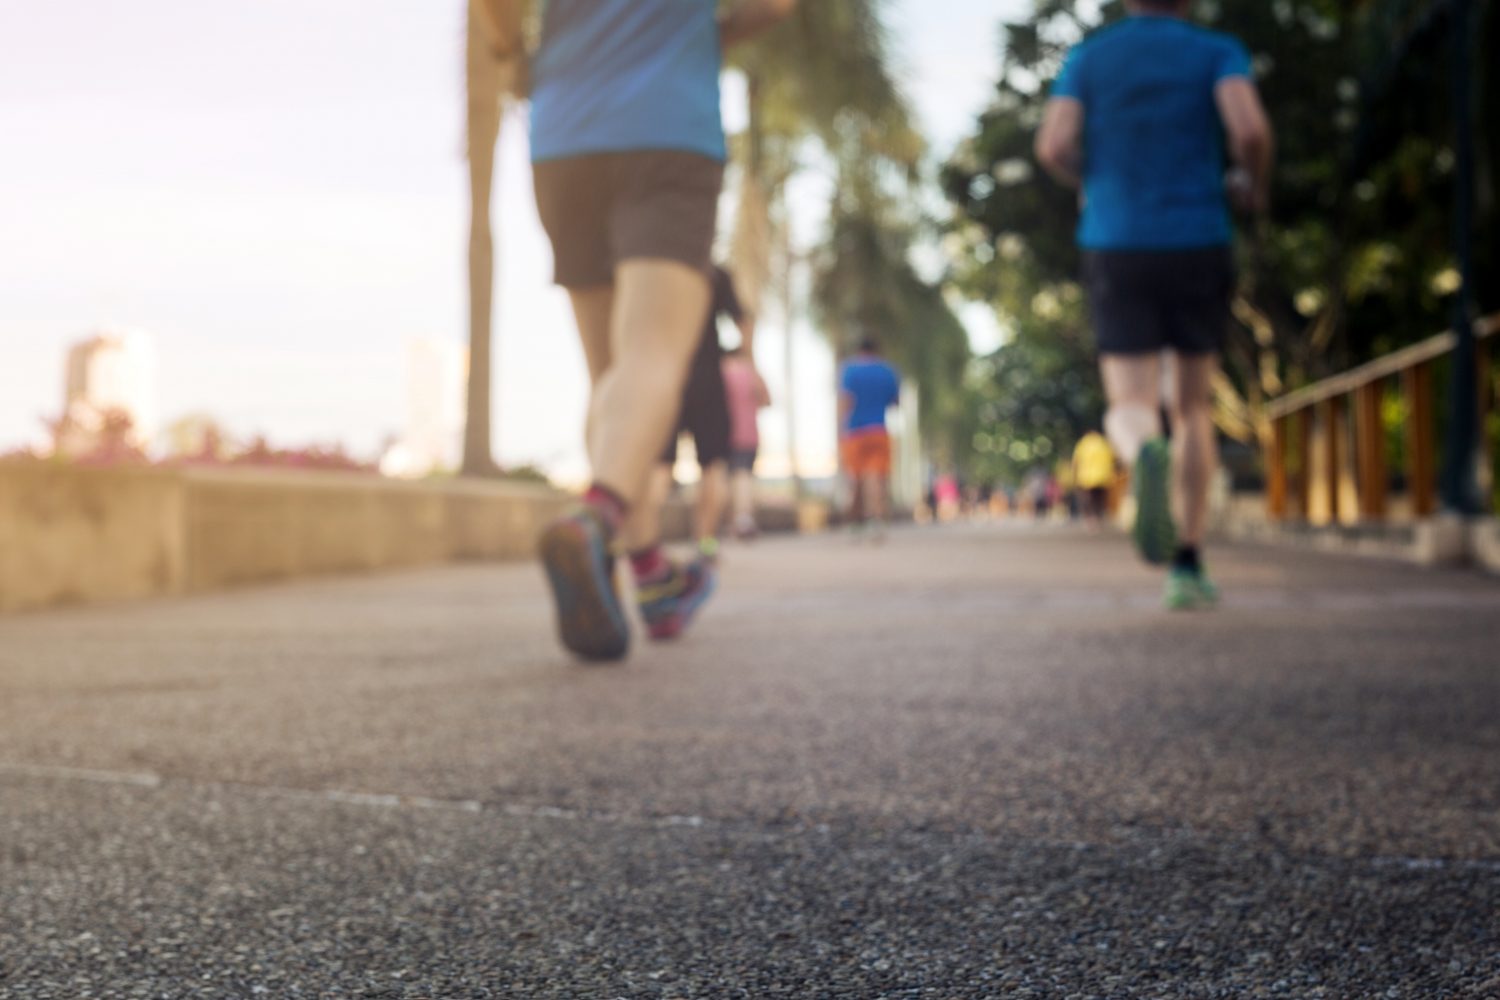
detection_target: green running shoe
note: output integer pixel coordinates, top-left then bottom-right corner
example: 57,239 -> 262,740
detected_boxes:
1164,566 -> 1220,611
1132,437 -> 1176,566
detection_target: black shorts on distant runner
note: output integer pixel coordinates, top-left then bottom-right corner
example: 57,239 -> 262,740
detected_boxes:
1082,246 -> 1234,356
662,326 -> 731,469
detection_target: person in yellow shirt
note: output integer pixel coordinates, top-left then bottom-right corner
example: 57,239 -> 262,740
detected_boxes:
1072,430 -> 1118,528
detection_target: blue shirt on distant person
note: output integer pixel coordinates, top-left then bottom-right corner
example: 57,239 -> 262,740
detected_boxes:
840,355 -> 901,435
1052,15 -> 1252,250
530,0 -> 727,163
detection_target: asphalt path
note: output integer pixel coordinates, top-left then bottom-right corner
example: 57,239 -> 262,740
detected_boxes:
2,525 -> 1497,997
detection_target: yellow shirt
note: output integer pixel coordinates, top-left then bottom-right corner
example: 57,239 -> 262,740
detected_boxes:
1072,432 -> 1117,489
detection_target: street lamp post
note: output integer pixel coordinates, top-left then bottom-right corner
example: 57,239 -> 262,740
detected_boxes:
1442,0 -> 1481,514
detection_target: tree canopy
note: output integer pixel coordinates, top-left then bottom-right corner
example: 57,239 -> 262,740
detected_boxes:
941,0 -> 1497,485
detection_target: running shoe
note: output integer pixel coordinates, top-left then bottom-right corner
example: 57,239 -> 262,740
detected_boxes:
1132,437 -> 1176,566
636,558 -> 716,641
538,507 -> 630,662
1164,566 -> 1220,611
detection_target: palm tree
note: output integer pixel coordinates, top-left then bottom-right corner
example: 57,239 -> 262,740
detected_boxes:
461,0 -> 525,477
728,0 -> 922,489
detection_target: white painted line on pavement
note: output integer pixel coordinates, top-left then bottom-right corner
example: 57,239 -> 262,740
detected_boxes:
0,761 -> 163,787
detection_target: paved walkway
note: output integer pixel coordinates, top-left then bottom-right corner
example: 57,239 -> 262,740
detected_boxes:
2,526 -> 1497,997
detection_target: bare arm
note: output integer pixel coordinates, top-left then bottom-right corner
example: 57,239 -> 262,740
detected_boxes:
472,0 -> 524,57
1215,77 -> 1275,214
1034,97 -> 1084,189
719,0 -> 799,49
753,370 -> 771,408
734,310 -> 758,360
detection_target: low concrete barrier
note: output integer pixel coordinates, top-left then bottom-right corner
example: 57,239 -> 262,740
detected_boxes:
0,463 -> 570,614
1222,489 -> 1499,571
0,462 -> 823,613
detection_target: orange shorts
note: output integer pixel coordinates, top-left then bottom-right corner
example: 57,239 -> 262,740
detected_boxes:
841,429 -> 892,478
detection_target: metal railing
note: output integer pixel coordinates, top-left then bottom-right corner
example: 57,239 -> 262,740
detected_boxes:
1262,314 -> 1499,523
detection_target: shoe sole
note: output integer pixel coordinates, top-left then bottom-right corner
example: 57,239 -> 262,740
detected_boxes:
1133,443 -> 1176,566
539,518 -> 629,662
644,567 -> 718,641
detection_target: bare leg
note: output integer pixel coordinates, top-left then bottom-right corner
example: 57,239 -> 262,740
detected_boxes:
847,474 -> 865,523
567,286 -> 615,453
730,468 -> 756,526
863,472 -> 888,523
1167,352 -> 1218,547
1100,353 -> 1164,466
585,260 -> 710,551
630,464 -> 675,552
695,460 -> 729,542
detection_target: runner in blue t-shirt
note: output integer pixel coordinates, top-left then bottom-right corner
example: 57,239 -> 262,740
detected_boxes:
1035,0 -> 1274,610
520,0 -> 799,662
839,338 -> 902,538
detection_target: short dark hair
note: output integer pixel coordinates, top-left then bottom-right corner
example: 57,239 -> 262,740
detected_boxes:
858,335 -> 880,354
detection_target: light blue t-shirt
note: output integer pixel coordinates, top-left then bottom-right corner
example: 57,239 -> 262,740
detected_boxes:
1052,16 -> 1252,250
840,357 -> 901,434
530,0 -> 726,163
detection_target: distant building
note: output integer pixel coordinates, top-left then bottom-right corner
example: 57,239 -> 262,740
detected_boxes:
58,330 -> 158,454
380,337 -> 465,478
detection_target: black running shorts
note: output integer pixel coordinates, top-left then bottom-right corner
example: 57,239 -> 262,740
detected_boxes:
662,324 -> 731,469
1082,246 -> 1234,356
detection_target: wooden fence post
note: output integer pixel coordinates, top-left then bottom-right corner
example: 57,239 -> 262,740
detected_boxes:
1267,416 -> 1288,520
1322,396 -> 1344,524
1296,408 -> 1314,519
1355,381 -> 1388,521
1403,362 -> 1436,518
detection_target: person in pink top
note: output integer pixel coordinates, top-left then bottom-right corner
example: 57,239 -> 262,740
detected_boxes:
720,344 -> 771,539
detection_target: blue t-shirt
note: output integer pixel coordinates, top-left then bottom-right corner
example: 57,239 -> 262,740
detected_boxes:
1052,16 -> 1252,250
530,0 -> 726,163
840,357 -> 901,434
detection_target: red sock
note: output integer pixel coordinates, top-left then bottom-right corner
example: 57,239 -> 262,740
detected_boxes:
584,484 -> 627,534
629,545 -> 668,582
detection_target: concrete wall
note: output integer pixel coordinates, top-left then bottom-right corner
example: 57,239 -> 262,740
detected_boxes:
0,463 -> 188,612
0,462 -> 818,614
0,463 -> 571,614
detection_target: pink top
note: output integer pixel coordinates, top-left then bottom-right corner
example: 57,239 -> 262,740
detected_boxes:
720,357 -> 765,450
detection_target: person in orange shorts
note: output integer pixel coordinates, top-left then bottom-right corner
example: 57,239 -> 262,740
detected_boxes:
838,337 -> 901,536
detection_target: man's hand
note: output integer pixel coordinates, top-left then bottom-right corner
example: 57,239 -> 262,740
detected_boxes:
720,0 -> 799,49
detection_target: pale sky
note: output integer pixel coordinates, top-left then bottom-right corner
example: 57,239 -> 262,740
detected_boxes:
0,0 -> 1015,478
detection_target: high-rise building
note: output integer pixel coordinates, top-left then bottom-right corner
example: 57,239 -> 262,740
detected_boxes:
60,330 -> 158,452
380,337 -> 465,478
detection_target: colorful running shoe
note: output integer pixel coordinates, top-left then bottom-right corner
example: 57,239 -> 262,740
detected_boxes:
1164,566 -> 1220,611
636,558 -> 716,641
538,507 -> 630,662
1132,437 -> 1176,566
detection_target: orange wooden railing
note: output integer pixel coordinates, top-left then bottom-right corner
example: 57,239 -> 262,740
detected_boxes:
1263,314 -> 1498,523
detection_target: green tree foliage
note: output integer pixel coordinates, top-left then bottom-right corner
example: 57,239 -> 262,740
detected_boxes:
942,0 -> 1496,481
733,0 -> 973,469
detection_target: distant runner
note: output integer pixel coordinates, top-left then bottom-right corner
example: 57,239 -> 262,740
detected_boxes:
641,265 -> 754,567
1072,430 -> 1117,529
721,344 -> 771,541
528,0 -> 799,660
1035,0 -> 1273,609
839,337 -> 901,538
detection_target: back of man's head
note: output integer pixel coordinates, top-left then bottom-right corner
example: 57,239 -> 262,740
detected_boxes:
858,335 -> 880,355
1127,0 -> 1190,12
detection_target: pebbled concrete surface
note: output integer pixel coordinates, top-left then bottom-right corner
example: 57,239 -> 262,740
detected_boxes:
1,525 -> 1497,997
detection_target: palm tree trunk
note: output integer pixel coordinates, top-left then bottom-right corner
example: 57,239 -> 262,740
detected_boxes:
778,201 -> 802,497
462,0 -> 504,477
